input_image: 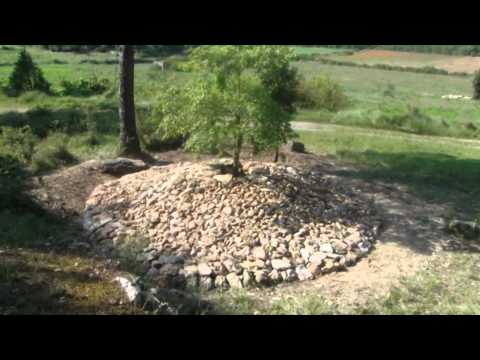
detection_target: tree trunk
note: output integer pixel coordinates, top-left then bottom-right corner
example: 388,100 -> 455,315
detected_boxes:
233,133 -> 244,177
273,147 -> 279,163
119,45 -> 141,157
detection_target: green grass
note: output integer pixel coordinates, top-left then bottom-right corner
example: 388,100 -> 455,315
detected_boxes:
291,46 -> 351,56
358,252 -> 480,315
298,127 -> 480,213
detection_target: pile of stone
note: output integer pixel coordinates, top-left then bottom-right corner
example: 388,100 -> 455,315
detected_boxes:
84,160 -> 380,291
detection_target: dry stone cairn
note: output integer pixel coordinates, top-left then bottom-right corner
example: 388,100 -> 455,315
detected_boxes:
84,160 -> 380,291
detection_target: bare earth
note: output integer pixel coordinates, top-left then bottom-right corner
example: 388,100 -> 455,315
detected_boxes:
29,149 -> 461,309
339,49 -> 480,75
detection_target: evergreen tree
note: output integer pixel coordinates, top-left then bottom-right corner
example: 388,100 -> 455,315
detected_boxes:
7,49 -> 51,96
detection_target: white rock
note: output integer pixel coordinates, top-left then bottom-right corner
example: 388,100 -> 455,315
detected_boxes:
319,244 -> 334,253
271,258 -> 292,271
198,263 -> 213,277
114,276 -> 142,303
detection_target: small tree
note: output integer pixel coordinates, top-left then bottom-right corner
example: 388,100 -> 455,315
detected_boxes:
7,48 -> 51,96
474,70 -> 480,100
156,46 -> 295,176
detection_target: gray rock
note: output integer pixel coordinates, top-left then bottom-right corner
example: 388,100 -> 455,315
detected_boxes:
287,141 -> 306,153
296,266 -> 313,281
319,243 -> 334,254
99,158 -> 149,177
157,255 -> 184,265
333,241 -> 348,255
199,277 -> 214,291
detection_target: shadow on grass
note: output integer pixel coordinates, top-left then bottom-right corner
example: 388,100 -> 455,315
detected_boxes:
335,150 -> 480,216
0,107 -> 119,138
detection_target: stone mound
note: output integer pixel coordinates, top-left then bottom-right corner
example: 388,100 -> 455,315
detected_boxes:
84,160 -> 380,291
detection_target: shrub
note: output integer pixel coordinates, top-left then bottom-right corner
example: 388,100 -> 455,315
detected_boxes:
137,107 -> 185,151
7,48 -> 51,96
31,134 -> 77,173
0,154 -> 27,212
473,70 -> 480,100
59,75 -> 111,97
296,75 -> 349,112
0,126 -> 37,163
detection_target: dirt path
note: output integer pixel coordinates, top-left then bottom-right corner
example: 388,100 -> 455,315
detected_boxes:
292,121 -> 480,149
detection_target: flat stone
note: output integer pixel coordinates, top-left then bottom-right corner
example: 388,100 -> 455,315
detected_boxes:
213,174 -> 233,185
309,253 -> 327,265
271,258 -> 292,271
198,263 -> 213,277
252,247 -> 266,260
296,266 -> 313,281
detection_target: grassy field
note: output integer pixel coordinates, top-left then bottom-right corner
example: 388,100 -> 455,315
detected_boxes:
294,61 -> 480,139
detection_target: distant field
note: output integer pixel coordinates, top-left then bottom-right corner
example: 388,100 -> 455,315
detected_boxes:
328,49 -> 480,75
291,46 -> 350,56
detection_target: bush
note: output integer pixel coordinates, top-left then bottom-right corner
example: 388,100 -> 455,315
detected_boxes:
7,49 -> 51,96
59,75 -> 111,97
137,106 -> 185,151
0,126 -> 37,163
31,134 -> 77,173
0,154 -> 27,212
473,70 -> 480,100
296,75 -> 349,112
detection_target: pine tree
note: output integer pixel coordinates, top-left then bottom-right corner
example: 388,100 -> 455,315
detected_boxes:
7,48 -> 51,96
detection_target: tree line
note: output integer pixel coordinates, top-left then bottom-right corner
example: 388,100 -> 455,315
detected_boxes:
37,45 -> 480,57
38,45 -> 192,56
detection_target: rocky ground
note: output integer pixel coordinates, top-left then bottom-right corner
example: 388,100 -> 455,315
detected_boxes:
84,159 -> 382,292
